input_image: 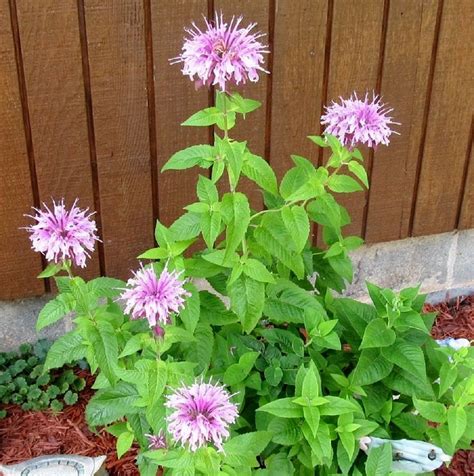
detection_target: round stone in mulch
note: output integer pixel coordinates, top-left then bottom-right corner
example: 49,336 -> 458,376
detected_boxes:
0,296 -> 472,475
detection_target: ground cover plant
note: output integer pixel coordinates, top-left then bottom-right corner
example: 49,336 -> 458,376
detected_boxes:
0,340 -> 85,417
25,13 -> 473,476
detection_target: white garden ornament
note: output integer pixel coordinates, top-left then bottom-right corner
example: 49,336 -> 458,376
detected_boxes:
359,436 -> 451,474
0,455 -> 107,476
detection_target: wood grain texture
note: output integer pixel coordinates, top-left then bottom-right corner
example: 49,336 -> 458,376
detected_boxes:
214,0 -> 270,210
0,0 -> 43,299
458,118 -> 473,230
151,0 -> 209,226
324,0 -> 385,237
16,0 -> 100,278
270,0 -> 328,181
84,0 -> 154,278
412,0 -> 474,236
365,0 -> 439,243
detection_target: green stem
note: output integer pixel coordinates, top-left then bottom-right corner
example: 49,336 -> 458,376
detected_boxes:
222,92 -> 229,140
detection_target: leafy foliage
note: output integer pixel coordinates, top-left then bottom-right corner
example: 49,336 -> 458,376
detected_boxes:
0,339 -> 85,415
33,90 -> 474,475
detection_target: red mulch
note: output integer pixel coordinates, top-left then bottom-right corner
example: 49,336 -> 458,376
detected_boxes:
0,296 -> 472,475
0,371 -> 140,476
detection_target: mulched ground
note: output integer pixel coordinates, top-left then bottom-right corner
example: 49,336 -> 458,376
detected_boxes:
0,295 -> 472,475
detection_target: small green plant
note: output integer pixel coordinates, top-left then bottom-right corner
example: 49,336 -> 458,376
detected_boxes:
0,339 -> 86,416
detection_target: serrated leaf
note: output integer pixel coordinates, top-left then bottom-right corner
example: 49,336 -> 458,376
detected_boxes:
86,382 -> 140,426
447,406 -> 467,446
242,153 -> 278,195
351,349 -> 393,386
162,144 -> 214,171
381,340 -> 427,381
360,318 -> 396,349
228,275 -> 264,333
37,294 -> 73,331
258,397 -> 303,418
243,258 -> 275,283
348,160 -> 369,187
224,351 -> 259,386
87,320 -> 118,385
328,175 -> 363,193
220,192 -> 250,260
365,443 -> 392,476
179,284 -> 200,333
182,107 -> 221,126
116,431 -> 135,458
413,397 -> 447,423
197,175 -> 218,204
43,331 -> 87,372
281,205 -> 310,252
87,277 -> 125,298
268,418 -> 302,445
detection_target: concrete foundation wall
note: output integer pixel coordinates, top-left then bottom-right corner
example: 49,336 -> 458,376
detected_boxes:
1,229 -> 473,351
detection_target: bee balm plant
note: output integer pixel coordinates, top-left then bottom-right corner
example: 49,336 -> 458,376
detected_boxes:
28,13 -> 473,476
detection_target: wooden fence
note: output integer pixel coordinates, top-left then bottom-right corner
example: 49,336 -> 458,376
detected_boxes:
1,0 -> 472,300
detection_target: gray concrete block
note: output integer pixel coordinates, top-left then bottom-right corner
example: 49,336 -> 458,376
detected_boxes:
453,228 -> 474,286
0,295 -> 66,352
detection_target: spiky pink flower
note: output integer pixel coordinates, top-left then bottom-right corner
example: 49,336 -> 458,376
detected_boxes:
165,380 -> 238,452
321,93 -> 397,148
171,13 -> 268,91
120,265 -> 190,328
145,431 -> 167,450
25,199 -> 98,268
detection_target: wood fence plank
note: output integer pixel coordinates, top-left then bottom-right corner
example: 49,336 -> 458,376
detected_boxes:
270,0 -> 328,181
365,0 -> 439,243
0,0 -> 43,299
16,0 -> 100,279
151,0 -> 209,227
324,0 -> 385,238
214,0 -> 270,210
458,120 -> 473,230
84,0 -> 154,278
412,0 -> 474,236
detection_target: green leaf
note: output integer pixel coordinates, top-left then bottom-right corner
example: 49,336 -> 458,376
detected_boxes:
413,397 -> 447,423
38,262 -> 63,278
268,418 -> 303,445
447,406 -> 467,446
197,175 -> 218,204
228,275 -> 264,333
242,153 -> 278,195
328,175 -> 363,193
254,213 -> 304,278
179,284 -> 200,333
319,396 -> 361,416
116,431 -> 134,458
258,397 -> 303,418
381,340 -> 427,381
228,93 -> 261,114
223,431 -> 272,468
182,107 -> 221,126
86,382 -> 140,426
348,160 -> 369,187
303,405 -> 320,436
221,140 -> 247,190
224,351 -> 259,386
162,144 -> 214,171
307,192 -> 341,228
37,294 -> 73,331
264,366 -> 283,386
439,362 -> 458,398
201,210 -> 222,249
87,320 -> 118,385
87,277 -> 125,298
360,318 -> 396,349
302,361 -> 320,400
188,323 -> 214,374
365,442 -> 392,476
169,212 -> 201,241
221,192 -> 250,259
118,334 -> 143,358
351,349 -> 393,386
43,331 -> 87,372
243,259 -> 275,283
281,205 -> 310,253
392,413 -> 427,439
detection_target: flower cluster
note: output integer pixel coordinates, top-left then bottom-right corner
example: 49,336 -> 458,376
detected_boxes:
321,93 -> 397,148
172,13 -> 268,91
165,380 -> 238,452
26,199 -> 99,268
119,265 -> 190,329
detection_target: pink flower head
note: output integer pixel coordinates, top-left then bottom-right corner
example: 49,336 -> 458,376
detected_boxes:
171,13 -> 268,91
321,93 -> 398,148
25,199 -> 98,268
165,380 -> 238,452
145,430 -> 167,450
120,265 -> 190,328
